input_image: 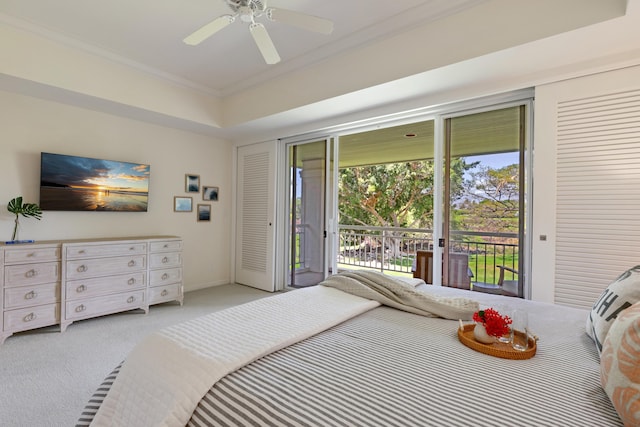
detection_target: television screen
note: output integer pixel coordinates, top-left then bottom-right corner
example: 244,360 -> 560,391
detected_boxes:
40,152 -> 150,212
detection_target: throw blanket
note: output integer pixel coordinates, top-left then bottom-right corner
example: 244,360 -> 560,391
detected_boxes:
90,286 -> 379,427
321,270 -> 479,320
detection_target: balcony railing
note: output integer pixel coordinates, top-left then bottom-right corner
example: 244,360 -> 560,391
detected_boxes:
337,225 -> 518,285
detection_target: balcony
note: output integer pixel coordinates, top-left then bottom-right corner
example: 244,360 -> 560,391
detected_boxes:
337,225 -> 519,290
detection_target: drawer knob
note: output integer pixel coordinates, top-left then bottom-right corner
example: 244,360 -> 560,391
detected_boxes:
27,252 -> 35,258
79,250 -> 86,254
129,246 -> 135,251
163,244 -> 169,248
25,290 -> 37,300
77,265 -> 87,273
77,285 -> 86,293
75,304 -> 86,313
127,296 -> 135,304
161,290 -> 169,297
25,269 -> 38,278
162,256 -> 169,264
162,273 -> 169,280
128,277 -> 136,285
23,312 -> 37,322
128,260 -> 136,267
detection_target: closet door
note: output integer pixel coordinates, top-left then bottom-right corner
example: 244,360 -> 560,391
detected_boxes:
235,141 -> 277,291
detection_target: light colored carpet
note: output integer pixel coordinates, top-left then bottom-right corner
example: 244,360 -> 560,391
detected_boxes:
0,284 -> 272,427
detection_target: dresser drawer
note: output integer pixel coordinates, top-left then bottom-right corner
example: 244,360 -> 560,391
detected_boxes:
3,246 -> 60,264
149,252 -> 182,269
66,272 -> 146,300
65,255 -> 146,280
4,262 -> 60,287
149,267 -> 182,286
65,290 -> 145,321
4,282 -> 60,309
65,242 -> 147,259
3,303 -> 59,333
148,283 -> 182,305
149,240 -> 183,253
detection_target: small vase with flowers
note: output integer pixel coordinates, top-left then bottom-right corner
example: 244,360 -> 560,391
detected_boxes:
472,308 -> 512,344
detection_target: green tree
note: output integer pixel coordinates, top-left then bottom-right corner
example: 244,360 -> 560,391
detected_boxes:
457,163 -> 519,237
339,161 -> 435,229
339,159 -> 475,258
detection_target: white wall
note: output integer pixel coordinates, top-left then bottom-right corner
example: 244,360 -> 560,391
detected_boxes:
0,89 -> 233,291
0,24 -> 223,133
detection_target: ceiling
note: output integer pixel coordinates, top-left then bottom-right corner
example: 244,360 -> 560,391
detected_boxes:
0,0 -> 486,97
0,0 -> 636,142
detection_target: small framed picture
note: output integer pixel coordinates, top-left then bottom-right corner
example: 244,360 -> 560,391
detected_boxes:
185,174 -> 200,193
197,204 -> 211,221
174,196 -> 193,212
202,186 -> 219,201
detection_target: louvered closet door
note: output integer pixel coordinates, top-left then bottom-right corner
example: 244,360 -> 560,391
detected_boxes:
235,141 -> 277,292
555,88 -> 640,308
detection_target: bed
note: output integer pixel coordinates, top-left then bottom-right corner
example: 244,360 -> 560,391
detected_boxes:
77,271 -> 626,427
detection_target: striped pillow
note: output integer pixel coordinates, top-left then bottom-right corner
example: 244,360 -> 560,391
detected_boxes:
586,266 -> 640,355
600,301 -> 640,426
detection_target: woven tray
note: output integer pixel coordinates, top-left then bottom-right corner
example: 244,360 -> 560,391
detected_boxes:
457,324 -> 537,360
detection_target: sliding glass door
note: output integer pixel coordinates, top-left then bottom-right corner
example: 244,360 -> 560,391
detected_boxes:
286,139 -> 332,287
275,93 -> 532,294
443,105 -> 527,296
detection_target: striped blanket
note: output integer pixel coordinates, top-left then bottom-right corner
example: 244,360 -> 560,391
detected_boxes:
79,284 -> 622,426
87,285 -> 379,427
187,305 -> 620,427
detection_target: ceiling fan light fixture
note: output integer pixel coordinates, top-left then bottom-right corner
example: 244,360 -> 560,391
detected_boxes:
239,6 -> 254,23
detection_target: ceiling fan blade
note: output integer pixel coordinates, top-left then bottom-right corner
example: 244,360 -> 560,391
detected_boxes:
183,15 -> 235,45
267,8 -> 333,35
249,22 -> 281,64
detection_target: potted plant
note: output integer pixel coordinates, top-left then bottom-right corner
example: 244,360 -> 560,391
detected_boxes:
7,196 -> 42,242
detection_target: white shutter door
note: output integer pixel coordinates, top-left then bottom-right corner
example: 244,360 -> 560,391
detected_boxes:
235,141 -> 276,291
555,89 -> 640,308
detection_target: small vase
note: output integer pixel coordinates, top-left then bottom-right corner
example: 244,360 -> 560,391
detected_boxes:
473,323 -> 495,344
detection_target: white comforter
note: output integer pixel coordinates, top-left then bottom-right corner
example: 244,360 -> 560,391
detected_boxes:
90,286 -> 379,427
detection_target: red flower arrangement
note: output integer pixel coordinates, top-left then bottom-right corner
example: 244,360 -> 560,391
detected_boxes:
473,308 -> 512,337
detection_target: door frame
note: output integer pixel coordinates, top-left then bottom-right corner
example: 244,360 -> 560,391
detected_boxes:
438,100 -> 533,296
267,91 -> 533,292
276,136 -> 335,290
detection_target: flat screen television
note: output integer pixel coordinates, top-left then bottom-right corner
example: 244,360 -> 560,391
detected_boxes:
40,152 -> 150,212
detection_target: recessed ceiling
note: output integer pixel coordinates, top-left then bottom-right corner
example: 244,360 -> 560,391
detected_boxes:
0,0 -> 633,141
0,0 -> 486,96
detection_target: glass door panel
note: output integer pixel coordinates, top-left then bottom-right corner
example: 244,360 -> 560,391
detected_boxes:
287,140 -> 327,287
444,106 -> 525,296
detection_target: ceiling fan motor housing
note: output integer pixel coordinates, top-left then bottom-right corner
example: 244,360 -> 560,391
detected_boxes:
226,0 -> 266,15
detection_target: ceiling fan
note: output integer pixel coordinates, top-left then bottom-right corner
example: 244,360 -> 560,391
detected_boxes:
183,0 -> 334,65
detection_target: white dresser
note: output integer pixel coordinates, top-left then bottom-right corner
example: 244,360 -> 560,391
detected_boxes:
148,239 -> 184,306
1,242 -> 61,345
0,236 -> 182,344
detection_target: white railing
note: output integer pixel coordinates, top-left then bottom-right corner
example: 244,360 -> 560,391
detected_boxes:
337,225 -> 519,285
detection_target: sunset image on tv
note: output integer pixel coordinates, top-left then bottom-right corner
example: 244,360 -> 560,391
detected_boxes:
40,152 -> 150,211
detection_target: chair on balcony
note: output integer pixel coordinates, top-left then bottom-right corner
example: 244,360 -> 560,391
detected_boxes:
412,250 -> 471,290
472,265 -> 519,297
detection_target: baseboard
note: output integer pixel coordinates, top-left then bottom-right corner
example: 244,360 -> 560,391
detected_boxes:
184,279 -> 230,293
